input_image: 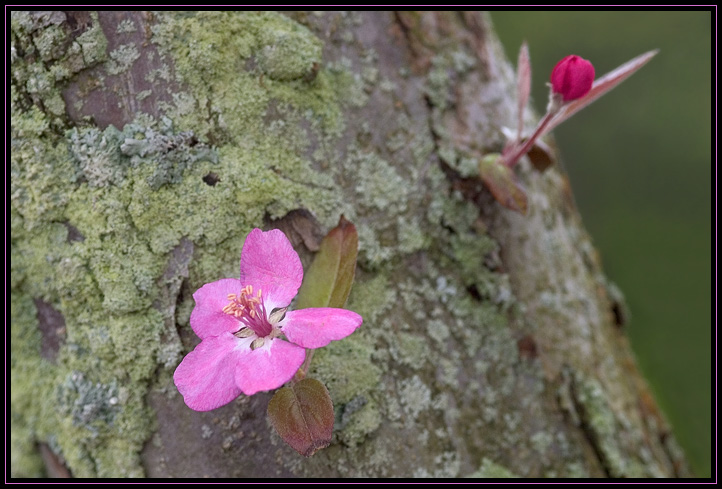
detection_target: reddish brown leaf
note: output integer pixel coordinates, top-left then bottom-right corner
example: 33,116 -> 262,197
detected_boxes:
267,378 -> 334,457
295,216 -> 358,309
527,138 -> 555,172
479,154 -> 528,214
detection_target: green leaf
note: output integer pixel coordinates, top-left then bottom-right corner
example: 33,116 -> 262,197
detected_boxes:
295,216 -> 358,309
479,154 -> 528,214
267,378 -> 334,457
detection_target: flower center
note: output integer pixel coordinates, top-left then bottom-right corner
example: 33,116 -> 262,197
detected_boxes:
222,285 -> 273,338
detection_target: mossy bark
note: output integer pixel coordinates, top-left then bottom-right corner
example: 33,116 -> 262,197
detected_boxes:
11,11 -> 689,478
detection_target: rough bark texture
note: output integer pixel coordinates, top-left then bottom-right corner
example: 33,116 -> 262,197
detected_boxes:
10,11 -> 689,478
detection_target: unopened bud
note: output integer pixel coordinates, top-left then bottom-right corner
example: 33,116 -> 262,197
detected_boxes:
550,55 -> 595,102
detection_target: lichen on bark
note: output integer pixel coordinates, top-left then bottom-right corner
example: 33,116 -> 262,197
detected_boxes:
11,10 -> 688,478
11,10 -> 349,477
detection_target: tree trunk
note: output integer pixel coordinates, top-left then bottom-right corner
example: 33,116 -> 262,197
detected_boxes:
10,11 -> 690,478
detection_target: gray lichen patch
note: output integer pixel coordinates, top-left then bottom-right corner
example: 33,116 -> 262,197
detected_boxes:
399,375 -> 433,420
570,371 -> 657,477
116,19 -> 137,34
68,118 -> 218,190
106,43 -> 141,75
68,125 -> 125,187
57,372 -> 121,430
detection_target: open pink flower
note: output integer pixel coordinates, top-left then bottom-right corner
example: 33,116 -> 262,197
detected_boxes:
174,228 -> 363,411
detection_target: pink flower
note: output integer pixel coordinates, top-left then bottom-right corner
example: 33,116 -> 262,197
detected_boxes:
174,228 -> 363,411
550,54 -> 595,102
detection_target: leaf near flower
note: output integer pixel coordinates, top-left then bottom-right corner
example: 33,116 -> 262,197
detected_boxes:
479,153 -> 528,214
295,216 -> 359,309
267,378 -> 335,457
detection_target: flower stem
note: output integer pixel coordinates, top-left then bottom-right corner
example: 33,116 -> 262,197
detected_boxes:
293,349 -> 315,382
503,109 -> 557,168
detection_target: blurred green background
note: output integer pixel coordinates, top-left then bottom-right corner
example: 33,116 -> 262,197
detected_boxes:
491,11 -> 711,477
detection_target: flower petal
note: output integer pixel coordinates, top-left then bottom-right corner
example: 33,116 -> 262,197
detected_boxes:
282,308 -> 363,349
234,339 -> 306,395
190,278 -> 243,340
173,333 -> 246,411
240,229 -> 303,310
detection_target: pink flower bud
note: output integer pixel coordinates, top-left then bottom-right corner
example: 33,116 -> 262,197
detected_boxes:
550,55 -> 595,102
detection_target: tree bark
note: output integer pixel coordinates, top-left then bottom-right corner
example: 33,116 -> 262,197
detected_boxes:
10,11 -> 689,478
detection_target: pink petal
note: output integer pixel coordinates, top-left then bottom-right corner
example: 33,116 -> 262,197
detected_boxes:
234,339 -> 306,395
173,333 -> 246,411
281,308 -> 363,349
240,229 -> 303,310
190,278 -> 243,340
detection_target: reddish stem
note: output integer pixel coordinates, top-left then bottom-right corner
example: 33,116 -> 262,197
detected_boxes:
503,109 -> 557,168
292,349 -> 315,383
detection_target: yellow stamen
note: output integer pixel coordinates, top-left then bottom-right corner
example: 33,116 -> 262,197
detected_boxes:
224,285 -> 267,320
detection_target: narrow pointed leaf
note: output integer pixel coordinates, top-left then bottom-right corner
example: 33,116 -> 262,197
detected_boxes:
543,49 -> 658,137
479,154 -> 528,214
267,378 -> 334,457
516,41 -> 531,141
295,216 -> 358,309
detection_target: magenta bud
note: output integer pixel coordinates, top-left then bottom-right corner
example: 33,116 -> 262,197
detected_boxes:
550,55 -> 595,102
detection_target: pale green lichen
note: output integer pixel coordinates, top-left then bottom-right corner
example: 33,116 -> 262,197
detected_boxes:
150,11 -> 345,142
563,461 -> 590,478
467,458 -> 520,478
397,217 -> 430,255
107,43 -> 140,75
68,125 -> 126,187
531,431 -> 554,458
11,11 -> 108,127
311,334 -> 382,407
399,375 -> 432,420
10,293 -> 53,477
336,398 -> 382,448
573,372 -> 647,478
74,16 -> 108,67
33,24 -> 67,62
257,21 -> 322,81
350,144 -> 409,214
116,19 -> 137,34
390,332 -> 429,367
135,89 -> 152,101
425,48 -> 505,178
11,11 -> 352,477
